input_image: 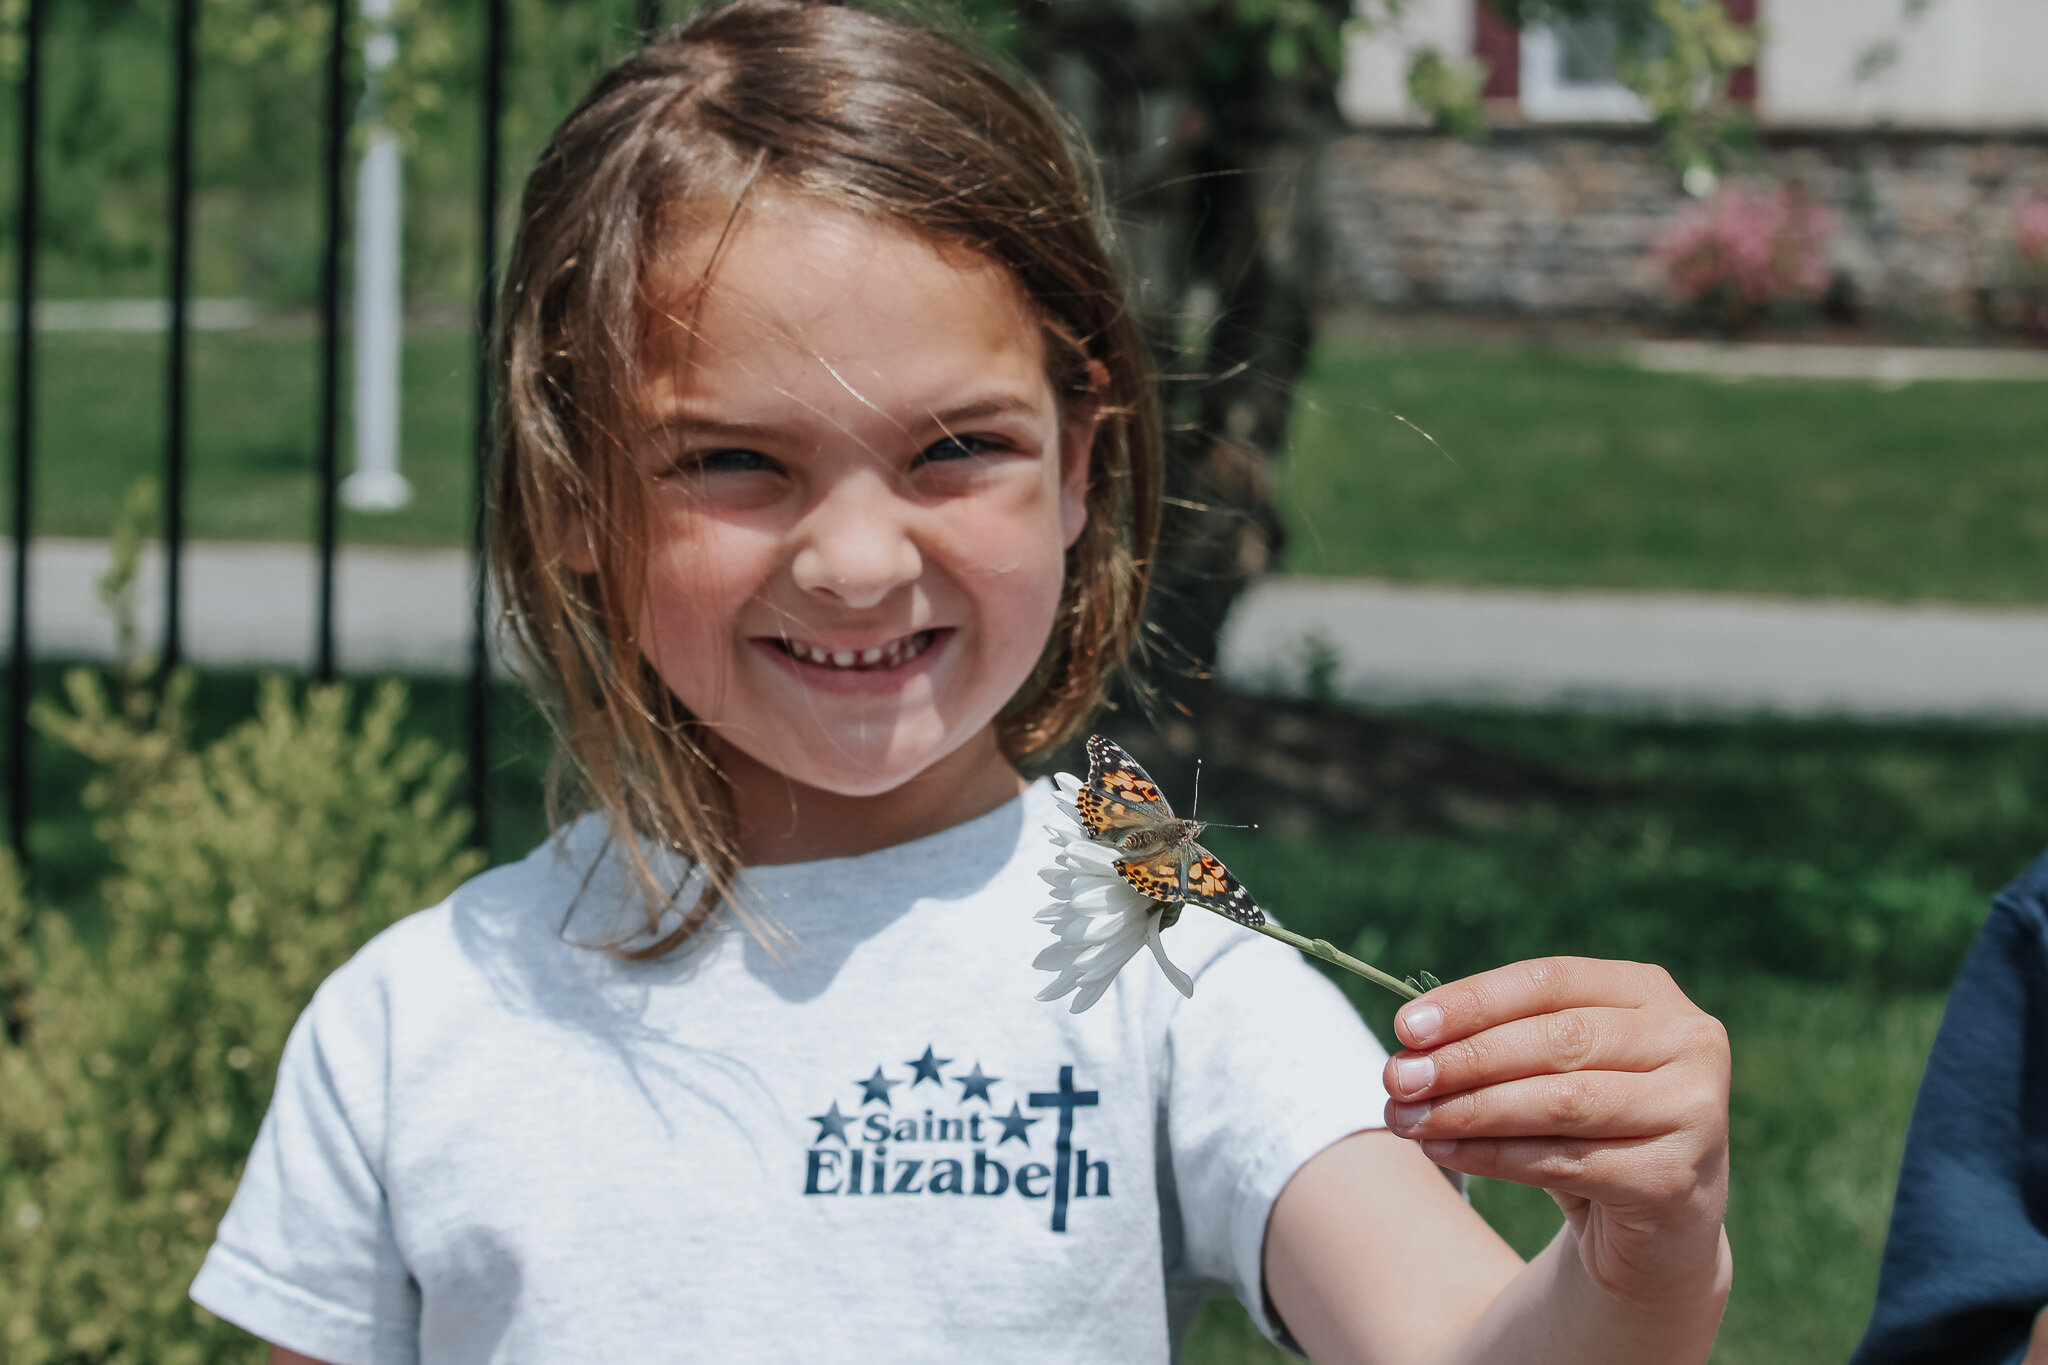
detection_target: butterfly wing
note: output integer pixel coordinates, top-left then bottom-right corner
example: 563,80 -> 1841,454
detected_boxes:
1112,847 -> 1185,903
1178,845 -> 1265,927
1113,842 -> 1266,927
1075,735 -> 1178,841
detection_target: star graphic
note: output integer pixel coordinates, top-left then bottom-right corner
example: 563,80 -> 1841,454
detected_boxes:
856,1066 -> 901,1107
994,1100 -> 1039,1147
905,1045 -> 953,1088
809,1100 -> 855,1144
955,1061 -> 999,1104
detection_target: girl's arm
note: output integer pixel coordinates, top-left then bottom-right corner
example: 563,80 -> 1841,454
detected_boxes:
1265,957 -> 1732,1365
270,1348 -> 335,1365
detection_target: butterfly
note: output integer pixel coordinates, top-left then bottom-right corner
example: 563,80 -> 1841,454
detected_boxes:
1072,734 -> 1264,927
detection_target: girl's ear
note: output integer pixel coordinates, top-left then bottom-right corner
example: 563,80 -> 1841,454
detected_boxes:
560,506 -> 600,575
1059,360 -> 1110,549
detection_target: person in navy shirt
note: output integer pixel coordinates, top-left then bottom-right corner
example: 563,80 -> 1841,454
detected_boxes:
1854,849 -> 2048,1365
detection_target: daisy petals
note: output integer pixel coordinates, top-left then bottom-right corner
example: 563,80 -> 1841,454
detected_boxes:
1033,786 -> 1195,1012
1147,918 -> 1195,998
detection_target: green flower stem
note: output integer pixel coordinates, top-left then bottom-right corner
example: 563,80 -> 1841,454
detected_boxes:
1197,906 -> 1423,1001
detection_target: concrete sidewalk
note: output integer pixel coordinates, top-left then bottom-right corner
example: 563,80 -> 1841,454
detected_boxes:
6,540 -> 2048,720
0,539 -> 484,675
1628,340 -> 2048,386
1218,577 -> 2048,720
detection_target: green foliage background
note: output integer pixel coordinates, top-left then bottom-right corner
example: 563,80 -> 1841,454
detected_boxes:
0,670 -> 480,1360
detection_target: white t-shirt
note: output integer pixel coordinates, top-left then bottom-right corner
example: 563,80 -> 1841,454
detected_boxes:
191,779 -> 1391,1363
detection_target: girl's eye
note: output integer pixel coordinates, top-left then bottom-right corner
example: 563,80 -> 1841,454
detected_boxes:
675,447 -> 778,477
914,433 -> 1005,466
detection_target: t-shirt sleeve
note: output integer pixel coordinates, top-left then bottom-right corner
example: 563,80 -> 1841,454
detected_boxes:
189,971 -> 421,1365
1163,931 -> 1392,1347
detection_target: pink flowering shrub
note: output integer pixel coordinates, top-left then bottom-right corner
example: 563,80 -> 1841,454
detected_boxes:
1658,183 -> 1838,327
2017,197 -> 2048,266
2016,197 -> 2048,340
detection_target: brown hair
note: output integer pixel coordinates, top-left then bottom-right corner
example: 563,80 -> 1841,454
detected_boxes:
492,0 -> 1163,957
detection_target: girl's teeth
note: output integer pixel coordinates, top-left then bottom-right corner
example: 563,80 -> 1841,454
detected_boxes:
785,631 -> 933,668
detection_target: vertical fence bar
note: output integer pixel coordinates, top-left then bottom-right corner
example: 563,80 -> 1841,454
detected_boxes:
9,0 -> 43,866
636,0 -> 661,38
469,0 -> 507,851
314,0 -> 348,682
163,0 -> 198,671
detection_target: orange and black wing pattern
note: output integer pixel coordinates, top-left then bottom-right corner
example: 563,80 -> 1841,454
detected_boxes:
1112,844 -> 1265,926
1075,735 -> 1177,841
1177,847 -> 1264,927
1111,847 -> 1185,903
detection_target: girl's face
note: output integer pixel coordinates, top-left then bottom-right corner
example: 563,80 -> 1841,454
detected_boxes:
605,201 -> 1095,814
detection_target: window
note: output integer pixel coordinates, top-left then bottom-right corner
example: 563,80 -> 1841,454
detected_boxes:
1519,17 -> 1652,121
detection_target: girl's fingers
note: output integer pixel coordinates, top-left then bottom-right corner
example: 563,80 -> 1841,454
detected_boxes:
1386,1069 -> 1697,1144
1416,1133 -> 1712,1214
1380,955 -> 1732,1232
1384,1006 -> 1678,1102
1395,957 -> 1679,1051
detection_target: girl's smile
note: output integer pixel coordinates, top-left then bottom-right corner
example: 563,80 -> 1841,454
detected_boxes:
584,200 -> 1098,860
754,626 -> 949,695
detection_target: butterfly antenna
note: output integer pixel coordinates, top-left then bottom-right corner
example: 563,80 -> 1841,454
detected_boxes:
1191,760 -> 1257,831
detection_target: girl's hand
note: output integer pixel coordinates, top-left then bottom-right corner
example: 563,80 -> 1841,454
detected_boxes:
1382,957 -> 1732,1306
2024,1304 -> 2048,1365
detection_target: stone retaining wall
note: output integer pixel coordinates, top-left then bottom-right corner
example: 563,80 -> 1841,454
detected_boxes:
1323,128 -> 2048,322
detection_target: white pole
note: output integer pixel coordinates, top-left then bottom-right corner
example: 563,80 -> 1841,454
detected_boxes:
342,0 -> 411,511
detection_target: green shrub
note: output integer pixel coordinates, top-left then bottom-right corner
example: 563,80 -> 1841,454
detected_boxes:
0,670 -> 482,1362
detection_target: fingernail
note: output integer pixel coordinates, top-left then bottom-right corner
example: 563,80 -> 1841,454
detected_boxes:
1401,1002 -> 1443,1045
1394,1055 -> 1434,1097
1420,1139 -> 1456,1161
1390,1100 -> 1430,1131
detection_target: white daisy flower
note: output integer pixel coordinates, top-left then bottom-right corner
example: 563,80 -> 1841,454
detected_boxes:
1033,772 -> 1194,1013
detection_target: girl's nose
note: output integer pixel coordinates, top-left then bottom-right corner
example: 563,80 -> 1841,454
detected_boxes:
789,476 -> 923,610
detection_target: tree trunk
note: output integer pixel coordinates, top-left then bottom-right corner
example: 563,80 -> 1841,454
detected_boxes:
1019,0 -> 1344,694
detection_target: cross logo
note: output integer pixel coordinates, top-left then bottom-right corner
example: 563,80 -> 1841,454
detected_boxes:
1028,1065 -> 1099,1233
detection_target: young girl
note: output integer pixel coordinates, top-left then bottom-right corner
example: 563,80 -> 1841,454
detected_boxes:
192,4 -> 1733,1360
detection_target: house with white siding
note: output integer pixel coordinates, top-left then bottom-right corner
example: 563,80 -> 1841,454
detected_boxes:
1322,0 -> 2048,320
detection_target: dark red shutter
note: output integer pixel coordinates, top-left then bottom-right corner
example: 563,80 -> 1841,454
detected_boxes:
1473,0 -> 1520,100
1725,0 -> 1758,104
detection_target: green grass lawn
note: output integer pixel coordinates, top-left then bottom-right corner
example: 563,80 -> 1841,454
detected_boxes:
0,327 -> 478,547
6,328 -> 2046,607
1280,338 -> 2048,603
22,673 -> 2044,1364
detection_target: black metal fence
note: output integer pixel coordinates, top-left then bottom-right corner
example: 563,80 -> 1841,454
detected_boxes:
6,0 -> 512,860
